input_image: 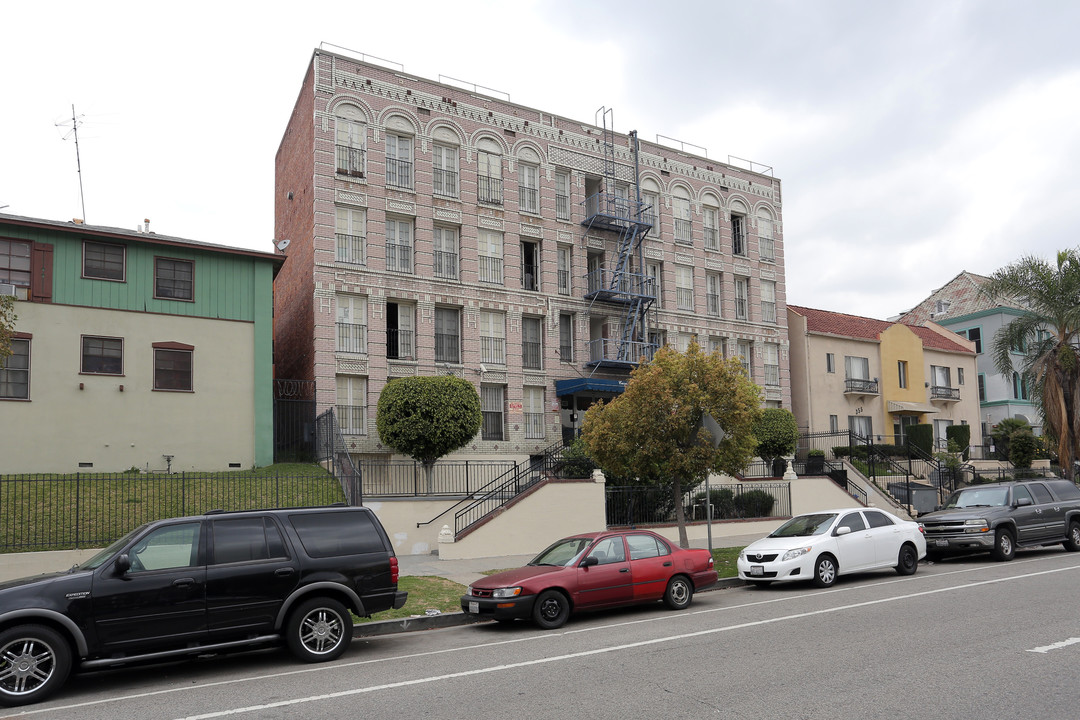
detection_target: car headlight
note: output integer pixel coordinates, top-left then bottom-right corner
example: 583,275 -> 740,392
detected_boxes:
782,547 -> 811,562
492,587 -> 522,598
965,518 -> 990,533
466,586 -> 474,596
738,550 -> 746,561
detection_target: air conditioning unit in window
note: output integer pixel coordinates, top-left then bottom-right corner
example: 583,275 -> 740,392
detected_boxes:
0,283 -> 16,297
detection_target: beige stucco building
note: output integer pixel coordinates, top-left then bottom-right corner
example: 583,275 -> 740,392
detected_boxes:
788,305 -> 982,449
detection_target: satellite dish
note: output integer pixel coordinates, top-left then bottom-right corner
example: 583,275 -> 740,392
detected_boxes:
275,238 -> 291,251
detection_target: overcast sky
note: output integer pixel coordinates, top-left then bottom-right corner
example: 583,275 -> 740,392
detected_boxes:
4,0 -> 1079,320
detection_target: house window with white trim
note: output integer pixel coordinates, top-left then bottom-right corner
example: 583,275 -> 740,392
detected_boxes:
477,150 -> 503,204
763,342 -> 780,387
524,386 -> 545,440
559,313 -> 574,362
481,385 -> 505,441
432,143 -> 459,198
734,276 -> 749,320
761,280 -> 776,324
732,213 -> 747,256
557,245 -> 572,295
737,340 -> 752,378
435,307 -> 460,364
335,115 -> 365,177
433,226 -> 458,279
675,265 -> 694,311
706,273 -> 721,317
519,162 -> 540,214
522,316 -> 542,370
386,302 -> 415,360
647,262 -> 663,308
385,133 -> 413,190
336,295 -> 367,354
758,211 -> 776,261
673,190 -> 692,245
555,170 -> 571,221
704,204 -> 720,250
642,190 -> 660,232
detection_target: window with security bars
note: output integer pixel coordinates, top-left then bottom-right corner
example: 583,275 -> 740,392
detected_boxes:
559,313 -> 574,362
336,376 -> 367,435
555,171 -> 571,221
557,246 -> 571,295
386,302 -> 414,360
758,213 -> 775,261
335,117 -> 365,177
81,336 -> 123,375
734,277 -> 749,320
477,151 -> 503,204
385,134 -> 413,189
480,311 -> 506,364
732,215 -> 747,256
763,343 -> 780,387
154,258 -> 193,301
706,273 -> 721,316
385,218 -> 413,273
737,340 -> 752,378
675,266 -> 694,310
642,191 -> 659,231
522,316 -> 542,370
432,144 -> 459,198
435,307 -> 460,363
0,338 -> 29,399
647,262 -> 663,308
704,206 -> 719,250
478,230 -> 503,284
761,280 -> 776,323
524,386 -> 545,439
519,163 -> 540,214
673,194 -> 692,245
481,385 -> 505,440
336,207 -> 366,265
433,226 -> 458,279
336,295 -> 367,354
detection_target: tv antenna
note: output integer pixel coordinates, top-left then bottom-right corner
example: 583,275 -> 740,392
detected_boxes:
56,104 -> 87,223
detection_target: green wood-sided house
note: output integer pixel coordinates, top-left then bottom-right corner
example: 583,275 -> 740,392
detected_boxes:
0,214 -> 281,473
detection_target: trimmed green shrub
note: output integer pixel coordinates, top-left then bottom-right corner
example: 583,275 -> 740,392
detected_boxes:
831,446 -> 851,459
945,424 -> 971,460
692,488 -> 736,519
1009,429 -> 1036,469
733,489 -> 776,518
907,424 -> 934,455
753,409 -> 800,468
559,437 -> 596,478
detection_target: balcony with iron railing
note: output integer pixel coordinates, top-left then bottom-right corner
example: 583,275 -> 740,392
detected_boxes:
519,186 -> 539,214
336,322 -> 367,354
433,251 -> 458,279
481,336 -> 506,365
433,168 -> 458,197
930,385 -> 961,402
762,301 -> 776,324
336,145 -> 365,177
707,292 -> 721,316
479,255 -> 503,284
522,341 -> 542,370
760,236 -> 776,262
385,157 -> 413,189
386,242 -> 413,273
559,341 -> 573,362
584,267 -> 657,304
676,287 -> 694,311
844,377 -> 880,395
733,230 -> 746,256
582,192 -> 649,232
557,269 -> 570,295
587,337 -> 656,369
556,193 -> 571,221
674,218 -> 693,245
335,233 -> 365,265
336,404 -> 367,435
704,226 -> 719,250
522,270 -> 537,292
734,297 -> 747,320
478,175 -> 503,204
387,329 -> 414,360
435,333 -> 460,364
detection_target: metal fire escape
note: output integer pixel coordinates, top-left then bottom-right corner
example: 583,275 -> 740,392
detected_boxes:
581,108 -> 656,369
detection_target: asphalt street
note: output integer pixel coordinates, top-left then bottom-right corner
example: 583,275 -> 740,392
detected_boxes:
11,547 -> 1080,720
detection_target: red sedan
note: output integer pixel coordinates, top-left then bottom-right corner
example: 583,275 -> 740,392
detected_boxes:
460,530 -> 718,629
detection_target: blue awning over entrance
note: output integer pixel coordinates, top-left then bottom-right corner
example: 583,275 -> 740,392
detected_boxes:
555,378 -> 628,397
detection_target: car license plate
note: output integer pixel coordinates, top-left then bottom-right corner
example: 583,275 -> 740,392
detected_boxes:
935,539 -> 949,547
469,601 -> 479,614
750,565 -> 764,577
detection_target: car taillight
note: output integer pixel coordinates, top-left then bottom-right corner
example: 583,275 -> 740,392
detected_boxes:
708,556 -> 714,568
390,555 -> 399,584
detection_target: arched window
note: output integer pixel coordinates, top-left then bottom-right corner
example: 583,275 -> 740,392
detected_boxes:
334,104 -> 366,177
672,187 -> 692,245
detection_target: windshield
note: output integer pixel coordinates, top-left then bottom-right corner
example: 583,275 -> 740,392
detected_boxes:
945,488 -> 1009,509
769,513 -> 837,538
77,524 -> 148,570
529,537 -> 592,567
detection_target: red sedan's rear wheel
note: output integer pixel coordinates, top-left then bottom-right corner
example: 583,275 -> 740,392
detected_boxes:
663,576 -> 694,610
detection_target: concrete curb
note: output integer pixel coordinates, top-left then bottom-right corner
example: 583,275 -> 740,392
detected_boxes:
353,576 -> 746,638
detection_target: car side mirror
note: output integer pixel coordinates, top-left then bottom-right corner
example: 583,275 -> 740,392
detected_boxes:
580,555 -> 599,568
1015,497 -> 1032,507
835,526 -> 852,536
115,554 -> 131,574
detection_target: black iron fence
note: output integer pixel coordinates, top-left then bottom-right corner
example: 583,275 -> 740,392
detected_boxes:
0,473 -> 345,552
359,461 -> 517,497
606,482 -> 791,528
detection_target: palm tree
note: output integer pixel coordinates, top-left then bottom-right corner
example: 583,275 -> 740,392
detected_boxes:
981,250 -> 1080,480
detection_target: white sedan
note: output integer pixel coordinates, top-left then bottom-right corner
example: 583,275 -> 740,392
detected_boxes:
737,508 -> 927,587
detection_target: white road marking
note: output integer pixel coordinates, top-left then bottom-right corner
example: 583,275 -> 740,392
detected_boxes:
172,563 -> 1080,720
1027,637 -> 1080,654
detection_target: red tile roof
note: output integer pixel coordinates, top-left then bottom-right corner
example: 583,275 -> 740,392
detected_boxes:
788,305 -> 974,354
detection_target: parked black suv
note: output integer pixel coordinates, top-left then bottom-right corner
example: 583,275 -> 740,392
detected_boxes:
0,505 -> 406,706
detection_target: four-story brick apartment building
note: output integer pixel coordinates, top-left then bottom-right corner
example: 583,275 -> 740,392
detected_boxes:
274,48 -> 790,461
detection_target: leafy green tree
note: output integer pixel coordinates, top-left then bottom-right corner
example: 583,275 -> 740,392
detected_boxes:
982,250 -> 1080,479
0,295 -> 16,364
375,375 -> 482,489
752,408 -> 799,475
581,341 -> 762,548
